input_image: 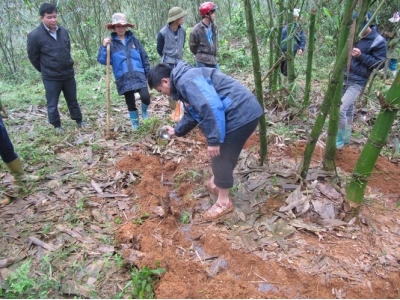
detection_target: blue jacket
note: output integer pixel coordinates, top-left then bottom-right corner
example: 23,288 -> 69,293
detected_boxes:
97,31 -> 150,95
281,22 -> 306,54
345,26 -> 387,86
171,62 -> 263,146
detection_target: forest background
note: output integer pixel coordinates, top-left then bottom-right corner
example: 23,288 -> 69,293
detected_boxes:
0,0 -> 399,298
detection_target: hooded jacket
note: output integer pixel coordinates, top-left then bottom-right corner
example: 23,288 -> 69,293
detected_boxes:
97,31 -> 150,95
171,61 -> 263,146
345,26 -> 387,86
27,23 -> 75,80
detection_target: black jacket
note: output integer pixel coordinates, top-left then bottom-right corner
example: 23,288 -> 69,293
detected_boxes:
27,23 -> 75,80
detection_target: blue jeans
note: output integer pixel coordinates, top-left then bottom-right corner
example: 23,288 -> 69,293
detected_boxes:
42,77 -> 83,127
196,61 -> 220,70
0,115 -> 18,163
339,83 -> 363,129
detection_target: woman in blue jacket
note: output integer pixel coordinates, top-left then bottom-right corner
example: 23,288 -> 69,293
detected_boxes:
98,13 -> 151,130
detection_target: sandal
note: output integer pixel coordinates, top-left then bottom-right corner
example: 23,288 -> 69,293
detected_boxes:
203,201 -> 234,220
205,180 -> 219,195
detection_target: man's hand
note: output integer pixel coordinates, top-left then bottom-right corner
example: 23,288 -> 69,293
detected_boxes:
163,125 -> 175,136
297,49 -> 303,55
207,146 -> 220,157
351,48 -> 362,58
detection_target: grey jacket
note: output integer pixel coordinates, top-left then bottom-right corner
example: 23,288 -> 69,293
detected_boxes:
157,25 -> 186,65
171,61 -> 263,146
189,21 -> 218,65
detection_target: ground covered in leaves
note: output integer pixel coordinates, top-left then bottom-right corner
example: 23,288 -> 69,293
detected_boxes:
1,92 -> 399,298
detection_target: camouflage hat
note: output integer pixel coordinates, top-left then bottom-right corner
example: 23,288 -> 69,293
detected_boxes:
167,7 -> 187,23
106,13 -> 134,30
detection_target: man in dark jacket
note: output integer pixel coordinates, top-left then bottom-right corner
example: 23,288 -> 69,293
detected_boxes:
147,61 -> 263,220
189,2 -> 219,69
336,13 -> 387,149
27,3 -> 87,134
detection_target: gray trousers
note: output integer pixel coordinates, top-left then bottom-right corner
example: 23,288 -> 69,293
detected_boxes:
339,83 -> 363,129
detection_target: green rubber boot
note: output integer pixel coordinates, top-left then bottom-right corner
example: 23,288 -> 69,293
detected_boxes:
5,157 -> 40,183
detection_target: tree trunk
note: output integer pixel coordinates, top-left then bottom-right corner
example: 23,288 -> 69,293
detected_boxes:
346,72 -> 400,204
243,0 -> 267,165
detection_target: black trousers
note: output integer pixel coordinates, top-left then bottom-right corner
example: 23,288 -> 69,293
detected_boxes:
42,77 -> 83,127
211,118 -> 260,189
0,115 -> 18,163
124,87 -> 151,111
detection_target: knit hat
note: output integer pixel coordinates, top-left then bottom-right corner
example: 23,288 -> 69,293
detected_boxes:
167,7 -> 187,23
389,12 -> 399,23
106,13 -> 134,30
293,8 -> 300,17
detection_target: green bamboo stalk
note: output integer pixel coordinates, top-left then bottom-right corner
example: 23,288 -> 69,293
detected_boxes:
301,7 -> 316,114
322,0 -> 355,171
300,0 -> 357,179
346,72 -> 400,203
243,0 -> 267,165
272,0 -> 284,90
286,0 -> 295,88
267,0 -> 275,89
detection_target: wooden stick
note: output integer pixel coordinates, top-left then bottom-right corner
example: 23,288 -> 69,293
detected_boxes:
29,236 -> 58,251
106,43 -> 111,137
0,254 -> 27,268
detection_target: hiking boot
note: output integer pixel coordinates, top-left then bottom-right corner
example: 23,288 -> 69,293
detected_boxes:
55,126 -> 65,135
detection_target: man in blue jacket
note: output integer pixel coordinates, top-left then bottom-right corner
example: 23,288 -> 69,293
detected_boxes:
337,13 -> 387,149
27,3 -> 87,134
147,62 -> 263,220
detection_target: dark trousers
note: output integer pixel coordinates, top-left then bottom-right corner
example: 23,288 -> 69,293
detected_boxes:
211,118 -> 260,189
43,77 -> 83,127
0,115 -> 18,163
124,87 -> 151,111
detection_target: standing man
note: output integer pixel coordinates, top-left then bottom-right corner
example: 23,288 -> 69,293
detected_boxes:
27,3 -> 87,134
280,8 -> 306,76
336,13 -> 387,149
157,7 -> 187,67
189,2 -> 219,69
157,6 -> 187,110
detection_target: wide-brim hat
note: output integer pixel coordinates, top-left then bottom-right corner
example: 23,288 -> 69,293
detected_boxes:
106,13 -> 134,30
167,7 -> 187,23
293,8 -> 300,17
